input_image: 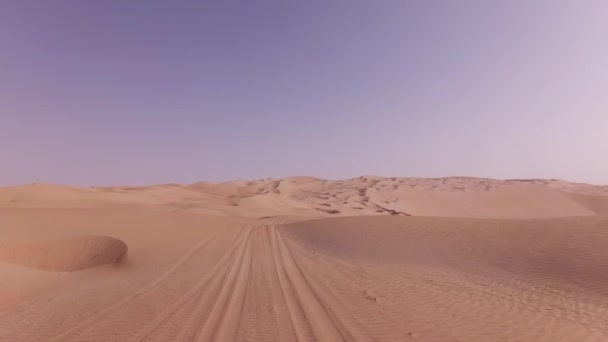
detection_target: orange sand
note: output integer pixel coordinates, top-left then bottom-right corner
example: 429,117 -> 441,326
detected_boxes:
1,177 -> 607,341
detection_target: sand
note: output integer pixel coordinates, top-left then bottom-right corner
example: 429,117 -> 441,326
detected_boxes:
0,235 -> 127,271
1,176 -> 608,341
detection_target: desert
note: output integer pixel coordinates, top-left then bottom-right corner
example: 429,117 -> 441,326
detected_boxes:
3,2 -> 607,340
2,177 -> 608,341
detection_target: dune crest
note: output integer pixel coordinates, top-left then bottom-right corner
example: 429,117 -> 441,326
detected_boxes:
0,236 -> 128,271
1,177 -> 608,218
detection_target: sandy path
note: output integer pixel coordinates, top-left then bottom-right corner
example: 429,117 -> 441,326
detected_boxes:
132,217 -> 369,342
17,217 -> 366,342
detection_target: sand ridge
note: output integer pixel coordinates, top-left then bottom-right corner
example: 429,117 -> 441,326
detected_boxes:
1,177 -> 607,218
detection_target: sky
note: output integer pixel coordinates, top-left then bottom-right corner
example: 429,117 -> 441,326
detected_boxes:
1,1 -> 607,186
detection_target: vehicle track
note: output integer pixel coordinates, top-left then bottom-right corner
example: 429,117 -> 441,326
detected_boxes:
51,217 -> 368,341
49,226 -> 235,342
194,222 -> 253,341
128,223 -> 255,341
269,222 -> 372,341
133,218 -> 272,341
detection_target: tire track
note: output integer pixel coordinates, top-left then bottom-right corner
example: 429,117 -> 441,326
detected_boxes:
138,218 -> 275,341
163,251 -> 236,341
262,224 -> 302,341
51,217 -> 373,341
49,226 -> 234,342
270,225 -> 314,340
194,224 -> 254,341
277,229 -> 373,341
268,221 -> 351,341
127,223 -> 254,341
234,227 -> 282,341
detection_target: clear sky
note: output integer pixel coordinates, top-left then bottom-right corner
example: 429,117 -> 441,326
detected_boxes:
1,1 -> 607,186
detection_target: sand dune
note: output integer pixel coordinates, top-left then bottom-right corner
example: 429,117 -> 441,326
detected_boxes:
0,236 -> 127,271
2,177 -> 607,218
1,177 -> 608,341
285,216 -> 608,341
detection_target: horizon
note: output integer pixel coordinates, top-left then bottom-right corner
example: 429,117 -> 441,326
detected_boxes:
2,1 -> 607,186
3,174 -> 606,188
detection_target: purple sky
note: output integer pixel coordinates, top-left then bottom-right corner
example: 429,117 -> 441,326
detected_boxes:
1,1 -> 607,186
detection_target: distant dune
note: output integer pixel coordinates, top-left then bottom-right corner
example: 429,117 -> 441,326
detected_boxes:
1,177 -> 607,218
1,177 -> 608,341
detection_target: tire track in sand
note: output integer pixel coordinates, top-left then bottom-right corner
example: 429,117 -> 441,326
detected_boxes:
127,222 -> 256,341
268,220 -> 372,341
193,222 -> 254,341
53,217 -> 370,341
133,218 -> 276,341
49,226 -> 235,342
